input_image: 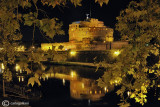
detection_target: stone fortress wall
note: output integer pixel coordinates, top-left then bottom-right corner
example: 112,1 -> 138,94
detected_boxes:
41,18 -> 127,51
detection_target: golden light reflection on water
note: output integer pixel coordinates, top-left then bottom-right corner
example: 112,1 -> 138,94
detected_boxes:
17,65 -> 114,101
62,78 -> 65,86
18,76 -> 24,82
43,66 -> 114,101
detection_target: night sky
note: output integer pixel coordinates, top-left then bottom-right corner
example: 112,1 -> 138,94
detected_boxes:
21,0 -> 132,43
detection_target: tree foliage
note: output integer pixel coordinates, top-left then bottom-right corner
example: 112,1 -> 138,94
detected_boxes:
0,0 -> 109,88
98,0 -> 160,106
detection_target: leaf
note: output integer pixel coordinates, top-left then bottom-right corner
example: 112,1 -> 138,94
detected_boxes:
28,77 -> 35,87
38,18 -> 64,39
41,64 -> 47,71
26,68 -> 32,74
28,77 -> 41,87
34,73 -> 40,78
41,73 -> 46,81
36,69 -> 43,75
3,69 -> 12,82
97,78 -> 106,88
95,0 -> 109,7
116,86 -> 125,95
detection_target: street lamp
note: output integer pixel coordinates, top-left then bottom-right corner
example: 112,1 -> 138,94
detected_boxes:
70,51 -> 77,56
1,63 -> 4,73
113,50 -> 121,56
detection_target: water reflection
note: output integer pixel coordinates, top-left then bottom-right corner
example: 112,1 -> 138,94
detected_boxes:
17,76 -> 24,82
43,65 -> 114,101
70,79 -> 106,101
15,65 -> 114,104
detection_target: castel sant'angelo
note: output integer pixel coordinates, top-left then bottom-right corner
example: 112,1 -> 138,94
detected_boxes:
41,17 -> 126,51
69,17 -> 113,43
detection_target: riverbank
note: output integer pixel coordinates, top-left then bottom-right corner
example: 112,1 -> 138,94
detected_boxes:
45,61 -> 101,68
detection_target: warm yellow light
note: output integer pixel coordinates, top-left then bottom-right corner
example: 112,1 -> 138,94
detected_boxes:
114,50 -> 120,56
106,37 -> 113,42
95,90 -> 97,94
16,45 -> 25,52
22,76 -> 24,82
104,87 -> 108,92
1,63 -> 4,70
82,83 -> 84,88
18,76 -> 20,82
15,64 -> 20,71
104,87 -> 107,92
63,78 -> 65,86
70,51 -> 76,56
20,69 -> 22,73
46,75 -> 49,80
127,91 -> 130,96
71,71 -> 77,78
90,91 -> 92,94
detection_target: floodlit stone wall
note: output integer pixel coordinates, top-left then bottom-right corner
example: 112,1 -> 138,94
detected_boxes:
69,18 -> 114,42
41,42 -> 107,51
41,18 -> 128,51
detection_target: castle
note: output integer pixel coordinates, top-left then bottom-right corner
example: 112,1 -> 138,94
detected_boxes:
41,18 -> 126,51
69,18 -> 113,43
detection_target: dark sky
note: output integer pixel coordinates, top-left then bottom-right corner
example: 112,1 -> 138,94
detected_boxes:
21,0 -> 132,43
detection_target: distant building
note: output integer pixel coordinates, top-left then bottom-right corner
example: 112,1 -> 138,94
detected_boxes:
69,18 -> 113,42
41,18 -> 127,51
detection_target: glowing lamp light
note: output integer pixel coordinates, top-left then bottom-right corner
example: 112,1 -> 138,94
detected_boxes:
104,87 -> 108,92
104,87 -> 107,92
95,90 -> 97,94
71,71 -> 77,78
1,63 -> 4,70
18,76 -> 20,82
20,69 -> 22,73
82,83 -> 84,88
90,91 -> 92,94
62,78 -> 65,86
114,50 -> 120,56
127,91 -> 130,96
70,51 -> 76,56
22,76 -> 24,82
15,64 -> 20,72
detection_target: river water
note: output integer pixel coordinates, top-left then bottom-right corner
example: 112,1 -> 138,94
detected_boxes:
1,65 -> 160,107
29,65 -> 118,107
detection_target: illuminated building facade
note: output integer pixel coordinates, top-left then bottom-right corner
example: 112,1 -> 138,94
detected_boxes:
69,18 -> 113,42
41,18 -> 115,51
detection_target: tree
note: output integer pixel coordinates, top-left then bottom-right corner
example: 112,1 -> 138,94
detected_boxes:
98,0 -> 160,106
0,0 -> 109,96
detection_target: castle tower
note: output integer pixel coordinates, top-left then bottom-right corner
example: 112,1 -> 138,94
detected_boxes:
69,18 -> 114,43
